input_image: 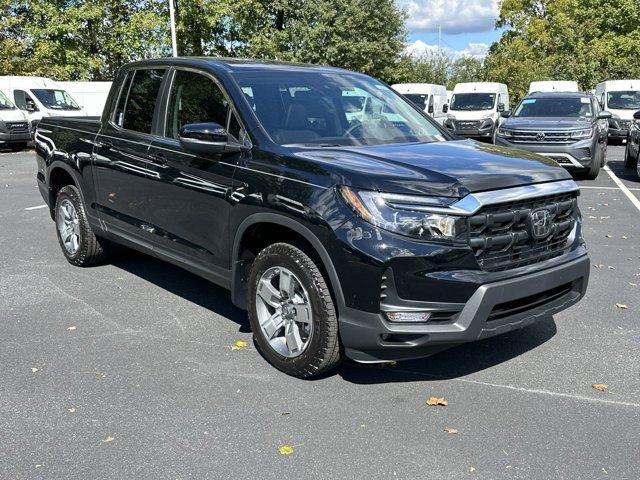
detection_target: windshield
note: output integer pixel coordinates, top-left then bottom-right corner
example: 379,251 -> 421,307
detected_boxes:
450,93 -> 495,111
607,90 -> 640,110
0,90 -> 15,109
513,97 -> 593,118
404,94 -> 428,110
233,71 -> 442,147
31,89 -> 80,110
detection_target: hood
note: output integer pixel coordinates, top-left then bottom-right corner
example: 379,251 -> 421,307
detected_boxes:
0,108 -> 28,121
608,108 -> 637,120
502,116 -> 593,130
293,139 -> 570,198
45,109 -> 87,117
447,110 -> 496,121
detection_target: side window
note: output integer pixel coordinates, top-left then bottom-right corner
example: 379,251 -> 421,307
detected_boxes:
14,90 -> 37,111
113,71 -> 134,127
120,68 -> 165,134
165,70 -> 230,139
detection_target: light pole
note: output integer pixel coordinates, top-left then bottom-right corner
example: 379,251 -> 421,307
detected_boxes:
168,0 -> 178,57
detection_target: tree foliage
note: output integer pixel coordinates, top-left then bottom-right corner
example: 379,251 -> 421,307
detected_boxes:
485,0 -> 640,101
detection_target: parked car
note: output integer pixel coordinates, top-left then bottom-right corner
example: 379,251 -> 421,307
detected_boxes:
443,82 -> 509,140
57,81 -> 113,116
35,58 -> 589,378
528,81 -> 580,94
391,83 -> 448,124
0,76 -> 89,133
0,90 -> 30,151
595,80 -> 640,143
623,110 -> 640,179
495,92 -> 610,179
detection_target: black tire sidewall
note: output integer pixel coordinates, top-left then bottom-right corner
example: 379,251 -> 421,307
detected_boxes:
54,185 -> 95,265
247,244 -> 338,375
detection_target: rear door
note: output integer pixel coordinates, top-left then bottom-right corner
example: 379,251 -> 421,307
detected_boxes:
145,68 -> 247,272
93,67 -> 167,245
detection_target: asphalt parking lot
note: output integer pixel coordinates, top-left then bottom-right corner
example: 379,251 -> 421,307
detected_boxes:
1,146 -> 639,479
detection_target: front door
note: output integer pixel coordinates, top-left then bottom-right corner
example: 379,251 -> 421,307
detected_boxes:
93,67 -> 167,246
145,69 -> 247,273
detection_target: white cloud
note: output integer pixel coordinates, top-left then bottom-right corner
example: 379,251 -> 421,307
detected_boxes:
397,0 -> 500,35
405,40 -> 489,59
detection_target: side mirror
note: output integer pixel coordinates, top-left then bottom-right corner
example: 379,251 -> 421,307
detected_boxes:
26,101 -> 37,112
427,104 -> 434,114
597,111 -> 612,120
500,110 -> 511,118
497,103 -> 505,112
633,110 -> 640,120
442,104 -> 449,113
178,122 -> 229,155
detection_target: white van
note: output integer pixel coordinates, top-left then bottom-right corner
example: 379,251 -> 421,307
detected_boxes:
444,82 -> 509,140
58,81 -> 112,116
595,80 -> 640,141
0,76 -> 88,129
528,81 -> 580,94
391,83 -> 448,124
0,90 -> 30,151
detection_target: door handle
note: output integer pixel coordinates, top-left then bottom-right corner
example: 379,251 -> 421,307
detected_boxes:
149,152 -> 167,164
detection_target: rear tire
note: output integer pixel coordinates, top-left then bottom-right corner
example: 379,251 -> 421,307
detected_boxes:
247,242 -> 343,378
54,185 -> 107,266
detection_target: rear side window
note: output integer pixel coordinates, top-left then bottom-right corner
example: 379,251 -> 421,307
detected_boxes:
165,70 -> 229,139
116,68 -> 165,133
113,72 -> 133,127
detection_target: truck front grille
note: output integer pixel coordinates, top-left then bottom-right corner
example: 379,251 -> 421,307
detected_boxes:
6,121 -> 29,133
508,130 -> 576,143
468,192 -> 578,272
454,120 -> 482,130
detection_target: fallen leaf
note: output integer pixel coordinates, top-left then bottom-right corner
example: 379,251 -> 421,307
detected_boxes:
607,266 -> 615,270
31,367 -> 38,373
605,234 -> 612,238
426,396 -> 448,406
281,412 -> 290,416
68,407 -> 76,413
615,303 -> 628,309
66,326 -> 77,331
469,467 -> 476,473
622,236 -> 628,240
600,216 -> 610,220
630,283 -> 637,287
278,444 -> 294,455
231,340 -> 247,350
443,427 -> 458,434
592,383 -> 607,392
102,436 -> 115,443
594,264 -> 604,269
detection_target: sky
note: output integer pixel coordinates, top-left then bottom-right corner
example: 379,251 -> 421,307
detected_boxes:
396,0 -> 504,59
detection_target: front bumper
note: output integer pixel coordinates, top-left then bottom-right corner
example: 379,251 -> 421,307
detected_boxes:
0,131 -> 30,144
339,249 -> 589,362
608,127 -> 628,140
494,136 -> 596,169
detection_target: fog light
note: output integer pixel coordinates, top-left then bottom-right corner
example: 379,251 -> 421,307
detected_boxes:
385,311 -> 432,323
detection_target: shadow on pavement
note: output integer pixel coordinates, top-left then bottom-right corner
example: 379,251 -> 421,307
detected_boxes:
607,158 -> 639,184
337,317 -> 557,384
109,246 -> 251,333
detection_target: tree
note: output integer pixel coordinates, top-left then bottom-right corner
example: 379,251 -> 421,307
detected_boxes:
0,0 -> 169,80
484,0 -> 640,102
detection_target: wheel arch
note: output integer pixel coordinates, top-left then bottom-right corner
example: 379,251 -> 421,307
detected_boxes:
48,162 -> 83,219
231,213 -> 345,313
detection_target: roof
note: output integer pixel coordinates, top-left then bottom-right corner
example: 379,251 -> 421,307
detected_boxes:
527,91 -> 590,98
123,57 -> 353,75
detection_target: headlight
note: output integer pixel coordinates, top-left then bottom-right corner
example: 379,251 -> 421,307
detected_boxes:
570,128 -> 593,140
339,186 -> 466,240
0,121 -> 6,133
496,127 -> 513,137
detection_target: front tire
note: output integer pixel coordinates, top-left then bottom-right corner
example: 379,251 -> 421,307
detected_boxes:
624,139 -> 638,170
247,242 -> 343,378
55,185 -> 107,266
585,151 -> 602,180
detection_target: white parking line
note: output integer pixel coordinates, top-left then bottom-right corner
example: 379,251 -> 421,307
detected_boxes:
603,165 -> 640,212
580,185 -> 640,191
24,204 -> 47,211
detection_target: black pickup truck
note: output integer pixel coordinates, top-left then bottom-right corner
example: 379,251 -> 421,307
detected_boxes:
35,58 -> 589,378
